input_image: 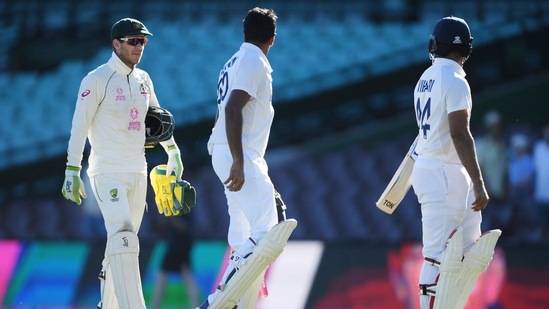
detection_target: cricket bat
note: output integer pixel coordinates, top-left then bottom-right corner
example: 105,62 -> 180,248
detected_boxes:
375,136 -> 418,214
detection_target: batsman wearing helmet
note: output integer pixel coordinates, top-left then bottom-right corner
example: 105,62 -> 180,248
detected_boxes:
61,17 -> 184,309
201,7 -> 297,309
411,16 -> 501,309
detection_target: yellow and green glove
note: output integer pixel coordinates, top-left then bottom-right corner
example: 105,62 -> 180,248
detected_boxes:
172,179 -> 196,215
150,165 -> 196,216
61,165 -> 87,205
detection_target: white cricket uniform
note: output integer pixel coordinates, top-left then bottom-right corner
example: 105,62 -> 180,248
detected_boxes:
207,43 -> 278,249
411,58 -> 482,261
66,51 -> 161,236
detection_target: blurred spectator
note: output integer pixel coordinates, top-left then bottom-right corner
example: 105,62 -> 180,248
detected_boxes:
507,133 -> 536,241
533,122 -> 549,238
151,214 -> 200,309
475,110 -> 509,229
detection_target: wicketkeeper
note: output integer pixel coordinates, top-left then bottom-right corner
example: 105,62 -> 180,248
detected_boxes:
61,17 -> 189,309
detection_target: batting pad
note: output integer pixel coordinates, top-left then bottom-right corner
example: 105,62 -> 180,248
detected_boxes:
433,227 -> 463,309
236,269 -> 266,309
106,231 -> 146,309
452,229 -> 502,309
98,265 -> 119,309
209,219 -> 298,309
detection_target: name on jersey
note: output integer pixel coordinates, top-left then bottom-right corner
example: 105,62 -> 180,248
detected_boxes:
416,79 -> 435,93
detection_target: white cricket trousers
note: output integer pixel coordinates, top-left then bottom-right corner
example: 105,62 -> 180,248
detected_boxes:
211,145 -> 278,249
411,157 -> 482,260
90,173 -> 148,236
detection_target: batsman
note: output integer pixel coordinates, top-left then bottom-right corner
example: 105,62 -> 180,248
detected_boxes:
411,16 -> 501,308
200,7 -> 297,309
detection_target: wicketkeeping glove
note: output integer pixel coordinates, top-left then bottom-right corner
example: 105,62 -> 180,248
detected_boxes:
172,179 -> 196,215
61,165 -> 87,205
150,165 -> 196,216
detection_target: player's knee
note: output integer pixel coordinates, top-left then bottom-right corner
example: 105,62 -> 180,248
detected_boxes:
116,224 -> 135,233
106,230 -> 140,257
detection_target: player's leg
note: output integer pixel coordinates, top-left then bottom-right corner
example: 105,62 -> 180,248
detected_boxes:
237,269 -> 266,309
208,219 -> 297,309
453,193 -> 500,309
106,230 -> 146,309
150,270 -> 167,309
432,164 -> 481,309
238,154 -> 279,244
97,260 -> 119,309
218,154 -> 279,306
127,173 -> 148,234
92,173 -> 146,309
412,160 -> 467,308
206,148 -> 287,308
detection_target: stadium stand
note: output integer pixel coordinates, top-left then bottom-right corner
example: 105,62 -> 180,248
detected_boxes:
1,0 -> 548,245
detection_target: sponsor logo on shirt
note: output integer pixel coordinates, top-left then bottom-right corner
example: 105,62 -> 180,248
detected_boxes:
139,83 -> 149,99
128,107 -> 141,131
116,87 -> 126,101
81,89 -> 91,98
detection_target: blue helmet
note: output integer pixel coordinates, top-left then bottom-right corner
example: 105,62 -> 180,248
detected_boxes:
429,16 -> 473,59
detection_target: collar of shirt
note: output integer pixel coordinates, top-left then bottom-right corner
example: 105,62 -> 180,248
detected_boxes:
433,57 -> 466,77
240,42 -> 273,73
108,51 -> 134,75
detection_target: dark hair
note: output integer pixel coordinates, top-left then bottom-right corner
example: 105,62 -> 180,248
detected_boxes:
243,7 -> 277,44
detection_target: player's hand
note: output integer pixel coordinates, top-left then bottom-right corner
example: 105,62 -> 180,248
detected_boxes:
471,183 -> 489,212
224,160 -> 244,192
166,146 -> 183,180
150,165 -> 178,216
61,165 -> 87,205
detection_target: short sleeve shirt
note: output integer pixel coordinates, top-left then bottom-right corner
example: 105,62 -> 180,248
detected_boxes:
207,43 -> 274,157
413,58 -> 471,163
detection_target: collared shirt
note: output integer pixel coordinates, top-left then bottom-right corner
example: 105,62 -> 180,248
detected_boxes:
66,52 -> 159,176
414,58 -> 472,164
207,43 -> 274,157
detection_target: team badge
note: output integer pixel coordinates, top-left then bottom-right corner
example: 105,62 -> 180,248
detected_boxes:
110,188 -> 119,202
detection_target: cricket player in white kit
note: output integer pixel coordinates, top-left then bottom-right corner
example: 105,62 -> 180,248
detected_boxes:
61,18 -> 183,309
411,16 -> 501,308
201,7 -> 296,309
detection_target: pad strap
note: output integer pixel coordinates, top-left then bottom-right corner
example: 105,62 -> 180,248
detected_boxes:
419,283 -> 437,296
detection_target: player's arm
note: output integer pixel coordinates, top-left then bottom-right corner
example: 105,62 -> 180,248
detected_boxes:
62,75 -> 101,204
448,109 -> 489,211
224,89 -> 250,192
160,137 -> 183,180
146,74 -> 184,180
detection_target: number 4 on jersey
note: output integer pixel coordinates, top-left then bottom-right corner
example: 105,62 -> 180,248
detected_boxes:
416,97 -> 431,139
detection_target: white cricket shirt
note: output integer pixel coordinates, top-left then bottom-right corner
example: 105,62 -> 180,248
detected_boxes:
66,52 -> 159,176
207,43 -> 274,157
413,58 -> 472,164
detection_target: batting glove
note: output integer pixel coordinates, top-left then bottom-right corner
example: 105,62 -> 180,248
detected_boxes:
166,145 -> 183,180
61,165 -> 87,205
